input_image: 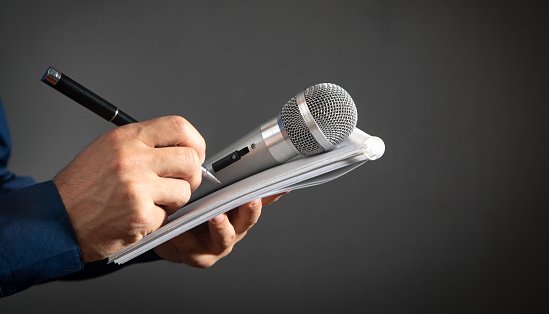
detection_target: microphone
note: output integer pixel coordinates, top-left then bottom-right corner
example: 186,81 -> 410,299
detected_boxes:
191,83 -> 358,201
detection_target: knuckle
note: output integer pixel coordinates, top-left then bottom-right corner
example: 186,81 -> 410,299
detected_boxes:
197,136 -> 206,157
169,116 -> 206,156
169,115 -> 190,135
122,231 -> 145,246
120,181 -> 143,202
111,150 -> 147,173
189,176 -> 202,193
179,149 -> 202,191
111,152 -> 131,172
181,147 -> 200,167
123,214 -> 149,243
177,180 -> 192,206
218,234 -> 236,249
134,212 -> 150,227
130,207 -> 157,230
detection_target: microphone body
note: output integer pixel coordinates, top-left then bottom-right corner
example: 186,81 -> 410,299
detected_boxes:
199,116 -> 297,195
190,83 -> 358,202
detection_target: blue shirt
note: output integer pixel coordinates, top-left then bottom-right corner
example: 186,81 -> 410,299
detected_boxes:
0,97 -> 159,297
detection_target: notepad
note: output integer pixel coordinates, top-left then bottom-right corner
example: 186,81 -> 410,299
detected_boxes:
108,128 -> 384,264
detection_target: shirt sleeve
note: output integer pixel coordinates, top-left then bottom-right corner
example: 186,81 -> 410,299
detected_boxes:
0,97 -> 81,297
0,181 -> 84,297
0,179 -> 161,297
0,98 -> 160,298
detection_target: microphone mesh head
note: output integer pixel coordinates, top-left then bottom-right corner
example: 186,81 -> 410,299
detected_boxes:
280,83 -> 358,155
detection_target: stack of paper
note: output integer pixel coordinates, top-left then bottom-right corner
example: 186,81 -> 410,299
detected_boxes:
109,128 -> 384,264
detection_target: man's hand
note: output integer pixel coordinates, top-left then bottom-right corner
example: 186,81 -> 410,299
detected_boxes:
53,116 -> 206,263
153,192 -> 289,268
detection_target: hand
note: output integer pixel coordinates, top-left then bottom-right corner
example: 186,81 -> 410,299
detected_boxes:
153,192 -> 289,268
53,116 -> 206,263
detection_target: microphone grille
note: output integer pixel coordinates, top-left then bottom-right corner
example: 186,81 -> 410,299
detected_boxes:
280,83 -> 358,155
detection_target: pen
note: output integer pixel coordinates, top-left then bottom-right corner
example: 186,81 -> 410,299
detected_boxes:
41,66 -> 221,184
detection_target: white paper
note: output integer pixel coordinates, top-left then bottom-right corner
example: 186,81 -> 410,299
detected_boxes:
109,128 -> 383,264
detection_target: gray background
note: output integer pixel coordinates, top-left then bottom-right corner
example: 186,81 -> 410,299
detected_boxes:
0,1 -> 547,313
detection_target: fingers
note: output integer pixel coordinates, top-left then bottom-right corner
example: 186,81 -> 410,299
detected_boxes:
261,191 -> 291,206
206,199 -> 262,253
56,115 -> 208,262
153,193 -> 290,266
231,199 -> 262,235
147,146 -> 203,213
134,116 -> 206,163
207,195 -> 286,250
151,146 -> 203,190
143,206 -> 169,236
151,178 -> 193,214
123,116 -> 205,212
208,213 -> 236,253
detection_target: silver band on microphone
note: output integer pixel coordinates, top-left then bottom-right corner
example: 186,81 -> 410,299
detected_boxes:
260,116 -> 300,163
296,90 -> 335,151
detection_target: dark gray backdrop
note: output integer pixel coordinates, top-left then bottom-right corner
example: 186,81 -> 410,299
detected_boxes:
0,1 -> 547,313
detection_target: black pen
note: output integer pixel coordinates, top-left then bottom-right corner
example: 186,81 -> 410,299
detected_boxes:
41,66 -> 221,184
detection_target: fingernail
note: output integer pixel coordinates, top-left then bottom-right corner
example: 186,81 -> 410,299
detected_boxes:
211,214 -> 225,224
251,199 -> 261,207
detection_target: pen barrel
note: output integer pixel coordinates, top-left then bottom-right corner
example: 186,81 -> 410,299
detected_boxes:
110,108 -> 137,126
41,67 -> 220,184
49,74 -> 137,126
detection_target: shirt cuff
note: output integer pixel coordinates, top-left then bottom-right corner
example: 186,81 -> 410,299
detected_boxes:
0,181 -> 83,297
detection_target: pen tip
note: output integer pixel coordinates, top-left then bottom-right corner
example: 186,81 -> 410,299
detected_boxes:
203,169 -> 221,184
211,175 -> 222,184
